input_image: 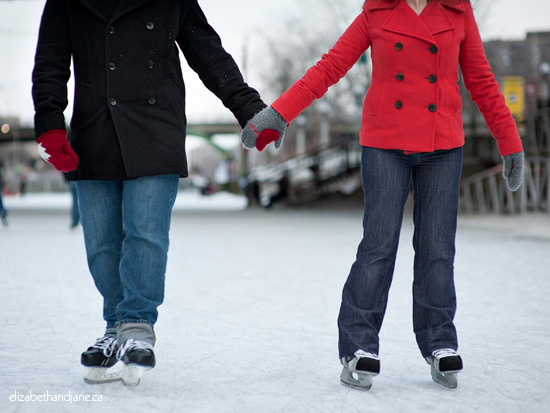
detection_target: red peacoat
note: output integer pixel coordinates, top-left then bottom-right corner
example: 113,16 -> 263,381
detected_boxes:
272,0 -> 523,156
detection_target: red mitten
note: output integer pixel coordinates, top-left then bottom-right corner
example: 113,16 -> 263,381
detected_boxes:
256,130 -> 280,152
37,129 -> 79,172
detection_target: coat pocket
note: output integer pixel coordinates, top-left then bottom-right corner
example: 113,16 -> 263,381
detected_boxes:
364,81 -> 384,116
162,79 -> 186,121
440,82 -> 461,114
70,83 -> 100,132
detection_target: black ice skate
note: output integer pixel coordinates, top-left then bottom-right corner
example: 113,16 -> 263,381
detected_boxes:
340,350 -> 380,391
426,349 -> 463,389
117,339 -> 155,387
81,335 -> 122,384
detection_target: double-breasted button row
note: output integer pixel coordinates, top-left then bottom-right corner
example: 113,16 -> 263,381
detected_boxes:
394,42 -> 439,54
108,97 -> 156,106
395,73 -> 436,83
108,22 -> 154,34
108,61 -> 155,70
394,101 -> 438,112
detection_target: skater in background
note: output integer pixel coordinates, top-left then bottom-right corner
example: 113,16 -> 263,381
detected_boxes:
32,0 -> 265,386
0,159 -> 8,226
64,173 -> 79,229
242,0 -> 524,390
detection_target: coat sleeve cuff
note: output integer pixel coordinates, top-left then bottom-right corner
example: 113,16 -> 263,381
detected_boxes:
493,121 -> 524,156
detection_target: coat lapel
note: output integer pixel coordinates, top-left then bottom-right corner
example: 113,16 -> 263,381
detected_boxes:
382,0 -> 454,43
76,0 -> 154,24
77,0 -> 109,23
421,1 -> 455,36
110,0 -> 154,23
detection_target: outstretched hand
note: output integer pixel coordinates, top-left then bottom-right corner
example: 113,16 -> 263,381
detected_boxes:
502,151 -> 524,192
241,106 -> 287,151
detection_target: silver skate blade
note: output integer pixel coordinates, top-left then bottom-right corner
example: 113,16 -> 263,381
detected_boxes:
84,367 -> 123,384
340,367 -> 374,391
430,364 -> 458,389
121,364 -> 152,387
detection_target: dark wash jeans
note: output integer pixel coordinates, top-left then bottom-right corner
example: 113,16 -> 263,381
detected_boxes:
338,146 -> 463,359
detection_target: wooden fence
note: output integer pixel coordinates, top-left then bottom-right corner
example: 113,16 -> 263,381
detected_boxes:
460,157 -> 550,214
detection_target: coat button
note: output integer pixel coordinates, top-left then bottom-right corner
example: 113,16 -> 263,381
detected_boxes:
429,45 -> 438,54
396,72 -> 404,81
147,60 -> 154,69
108,26 -> 115,35
428,104 -> 437,112
146,21 -> 155,30
395,42 -> 403,51
108,62 -> 116,71
395,100 -> 403,109
428,74 -> 437,83
148,97 -> 156,105
109,98 -> 117,106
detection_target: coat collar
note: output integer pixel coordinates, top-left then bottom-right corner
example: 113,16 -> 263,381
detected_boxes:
77,0 -> 153,24
365,0 -> 458,43
364,0 -> 466,13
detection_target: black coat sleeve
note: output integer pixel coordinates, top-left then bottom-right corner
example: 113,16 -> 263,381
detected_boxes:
176,0 -> 266,128
32,0 -> 72,138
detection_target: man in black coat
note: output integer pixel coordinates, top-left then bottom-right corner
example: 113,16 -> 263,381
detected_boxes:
32,0 -> 266,386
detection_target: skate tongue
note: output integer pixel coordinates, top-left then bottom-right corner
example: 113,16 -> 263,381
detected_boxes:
432,349 -> 458,359
354,350 -> 378,360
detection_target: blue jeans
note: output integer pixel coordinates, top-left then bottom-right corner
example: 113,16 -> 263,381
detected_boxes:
338,147 -> 463,359
75,175 -> 179,336
69,181 -> 79,227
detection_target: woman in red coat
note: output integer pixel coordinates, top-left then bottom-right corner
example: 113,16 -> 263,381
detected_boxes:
242,0 -> 524,390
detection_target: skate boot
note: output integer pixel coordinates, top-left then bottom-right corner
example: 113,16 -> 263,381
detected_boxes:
426,349 -> 463,389
117,339 -> 155,387
81,335 -> 122,384
340,350 -> 380,391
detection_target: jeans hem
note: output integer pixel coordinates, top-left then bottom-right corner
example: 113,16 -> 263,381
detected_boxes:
117,320 -> 154,328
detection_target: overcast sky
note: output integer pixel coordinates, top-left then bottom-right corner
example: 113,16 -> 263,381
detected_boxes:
0,0 -> 548,127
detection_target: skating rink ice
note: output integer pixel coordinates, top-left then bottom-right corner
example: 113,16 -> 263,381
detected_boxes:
1,192 -> 549,413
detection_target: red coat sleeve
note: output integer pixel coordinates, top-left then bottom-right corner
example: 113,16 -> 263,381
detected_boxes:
459,3 -> 523,156
272,12 -> 371,123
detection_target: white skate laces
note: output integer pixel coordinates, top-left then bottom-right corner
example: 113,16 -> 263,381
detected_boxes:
431,348 -> 459,360
116,339 -> 154,360
91,336 -> 118,358
342,350 -> 379,369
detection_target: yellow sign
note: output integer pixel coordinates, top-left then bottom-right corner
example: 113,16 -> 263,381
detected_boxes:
502,76 -> 525,122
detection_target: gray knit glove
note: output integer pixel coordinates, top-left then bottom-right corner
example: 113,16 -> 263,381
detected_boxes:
241,106 -> 287,151
502,151 -> 524,192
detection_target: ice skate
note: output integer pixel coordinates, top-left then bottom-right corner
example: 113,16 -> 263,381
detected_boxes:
117,339 -> 155,387
426,349 -> 463,389
340,350 -> 380,391
82,335 -> 122,384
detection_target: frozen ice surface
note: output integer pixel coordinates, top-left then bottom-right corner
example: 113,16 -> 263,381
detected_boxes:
1,192 -> 549,412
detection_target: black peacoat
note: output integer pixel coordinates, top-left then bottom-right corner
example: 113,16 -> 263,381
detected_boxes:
32,0 -> 266,180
